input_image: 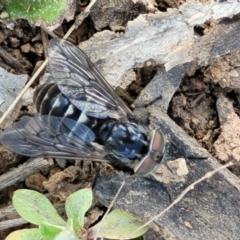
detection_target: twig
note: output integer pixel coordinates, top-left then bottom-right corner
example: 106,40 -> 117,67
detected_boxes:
0,218 -> 28,230
0,46 -> 26,74
132,161 -> 234,234
93,180 -> 126,240
74,0 -> 97,28
0,59 -> 48,126
0,158 -> 49,191
0,205 -> 16,219
40,24 -> 59,39
40,26 -> 49,59
64,0 -> 97,40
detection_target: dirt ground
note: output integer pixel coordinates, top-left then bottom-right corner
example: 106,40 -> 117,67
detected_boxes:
0,1 -> 240,240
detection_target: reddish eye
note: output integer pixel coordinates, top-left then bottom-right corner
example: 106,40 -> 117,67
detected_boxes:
150,129 -> 165,153
135,156 -> 156,176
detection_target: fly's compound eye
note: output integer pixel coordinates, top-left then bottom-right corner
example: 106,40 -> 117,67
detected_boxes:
134,129 -> 165,176
134,155 -> 156,176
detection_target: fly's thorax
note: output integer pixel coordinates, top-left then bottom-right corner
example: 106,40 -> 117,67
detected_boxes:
99,120 -> 149,168
99,119 -> 166,175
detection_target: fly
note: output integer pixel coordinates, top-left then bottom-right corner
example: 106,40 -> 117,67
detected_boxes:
0,39 -> 165,176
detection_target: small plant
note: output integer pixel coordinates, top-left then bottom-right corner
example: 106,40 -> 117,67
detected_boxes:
6,188 -> 149,240
0,0 -> 75,30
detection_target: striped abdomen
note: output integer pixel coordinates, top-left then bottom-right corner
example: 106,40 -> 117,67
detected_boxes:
33,83 -> 103,136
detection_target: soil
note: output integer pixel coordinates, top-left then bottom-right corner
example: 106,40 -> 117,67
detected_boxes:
0,1 -> 240,240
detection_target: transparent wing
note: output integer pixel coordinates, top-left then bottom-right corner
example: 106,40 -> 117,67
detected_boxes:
48,39 -> 133,119
0,116 -> 106,159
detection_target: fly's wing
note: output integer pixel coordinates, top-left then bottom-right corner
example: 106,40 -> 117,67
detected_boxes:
48,39 -> 133,119
0,116 -> 106,160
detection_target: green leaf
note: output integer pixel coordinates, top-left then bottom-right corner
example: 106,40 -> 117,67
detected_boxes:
19,229 -> 42,240
66,218 -> 74,231
54,230 -> 79,240
39,221 -> 65,240
5,229 -> 28,240
2,0 -> 71,25
89,209 -> 149,239
13,189 -> 66,226
65,188 -> 92,231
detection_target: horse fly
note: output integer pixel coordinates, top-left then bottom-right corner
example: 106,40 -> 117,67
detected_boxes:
0,39 -> 166,176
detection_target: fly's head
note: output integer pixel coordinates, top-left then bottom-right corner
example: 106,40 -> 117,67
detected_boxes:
134,129 -> 165,176
99,120 -> 166,176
